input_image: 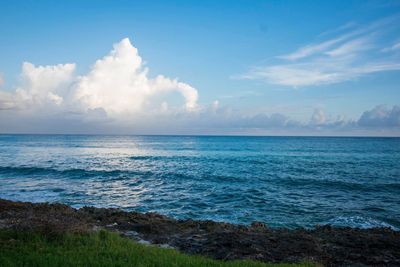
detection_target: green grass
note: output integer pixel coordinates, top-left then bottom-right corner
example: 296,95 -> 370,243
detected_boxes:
0,229 -> 315,267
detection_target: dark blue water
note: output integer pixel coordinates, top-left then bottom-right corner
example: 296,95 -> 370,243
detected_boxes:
0,135 -> 399,229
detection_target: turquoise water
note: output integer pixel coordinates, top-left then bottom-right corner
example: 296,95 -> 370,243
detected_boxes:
0,135 -> 399,229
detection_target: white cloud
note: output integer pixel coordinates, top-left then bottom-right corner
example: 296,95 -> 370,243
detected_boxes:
0,38 -> 198,118
0,91 -> 16,110
324,36 -> 372,57
74,38 -> 198,116
0,38 -> 399,136
382,41 -> 400,52
391,42 -> 400,50
239,15 -> 400,87
280,35 -> 350,61
0,62 -> 75,110
243,63 -> 347,87
210,100 -> 219,113
278,19 -> 376,61
310,108 -> 326,125
358,105 -> 400,127
15,62 -> 75,108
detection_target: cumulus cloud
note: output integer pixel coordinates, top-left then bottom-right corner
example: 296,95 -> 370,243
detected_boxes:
0,38 -> 399,136
74,38 -> 198,116
238,15 -> 400,87
358,105 -> 400,127
0,91 -> 15,110
0,38 -> 198,118
16,62 -> 75,108
0,63 -> 75,111
310,108 -> 326,125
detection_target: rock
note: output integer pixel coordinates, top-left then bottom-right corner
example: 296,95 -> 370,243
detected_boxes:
1,198 -> 399,266
250,221 -> 268,231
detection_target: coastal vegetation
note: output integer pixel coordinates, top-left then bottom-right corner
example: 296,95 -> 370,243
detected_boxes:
1,199 -> 399,266
0,229 -> 312,267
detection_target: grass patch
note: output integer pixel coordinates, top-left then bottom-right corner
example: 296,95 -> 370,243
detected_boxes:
0,229 -> 315,267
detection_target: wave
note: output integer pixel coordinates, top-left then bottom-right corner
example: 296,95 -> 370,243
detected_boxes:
129,155 -> 165,160
274,176 -> 400,192
325,216 -> 398,230
129,155 -> 202,161
0,165 -> 145,179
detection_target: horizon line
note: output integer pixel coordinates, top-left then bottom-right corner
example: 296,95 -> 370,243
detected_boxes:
0,133 -> 399,138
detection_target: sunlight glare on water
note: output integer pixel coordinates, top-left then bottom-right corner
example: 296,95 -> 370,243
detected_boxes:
0,134 -> 399,229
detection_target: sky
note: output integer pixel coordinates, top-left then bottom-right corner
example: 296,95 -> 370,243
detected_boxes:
0,0 -> 399,136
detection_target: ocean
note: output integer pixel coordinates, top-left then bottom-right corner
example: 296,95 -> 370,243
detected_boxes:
0,134 -> 399,229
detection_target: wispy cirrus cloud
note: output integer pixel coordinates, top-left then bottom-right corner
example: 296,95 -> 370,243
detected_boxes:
238,15 -> 400,87
0,39 -> 399,135
382,41 -> 400,52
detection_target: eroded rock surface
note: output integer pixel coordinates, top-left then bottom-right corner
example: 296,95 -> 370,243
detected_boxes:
1,199 -> 399,266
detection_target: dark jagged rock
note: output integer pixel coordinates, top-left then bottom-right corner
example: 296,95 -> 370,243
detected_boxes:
1,198 -> 399,266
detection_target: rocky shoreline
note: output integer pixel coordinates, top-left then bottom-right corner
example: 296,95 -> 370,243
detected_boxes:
1,198 -> 399,266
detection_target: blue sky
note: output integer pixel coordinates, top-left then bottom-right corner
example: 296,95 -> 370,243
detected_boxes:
0,0 -> 399,135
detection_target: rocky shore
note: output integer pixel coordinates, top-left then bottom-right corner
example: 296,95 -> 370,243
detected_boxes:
1,198 -> 399,266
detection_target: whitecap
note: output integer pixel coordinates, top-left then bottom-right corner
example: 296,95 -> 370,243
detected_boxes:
325,215 -> 398,230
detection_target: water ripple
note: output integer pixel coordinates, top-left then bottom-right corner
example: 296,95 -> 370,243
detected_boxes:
0,135 -> 399,229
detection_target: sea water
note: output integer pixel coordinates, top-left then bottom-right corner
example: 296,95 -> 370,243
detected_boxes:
0,135 -> 399,229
